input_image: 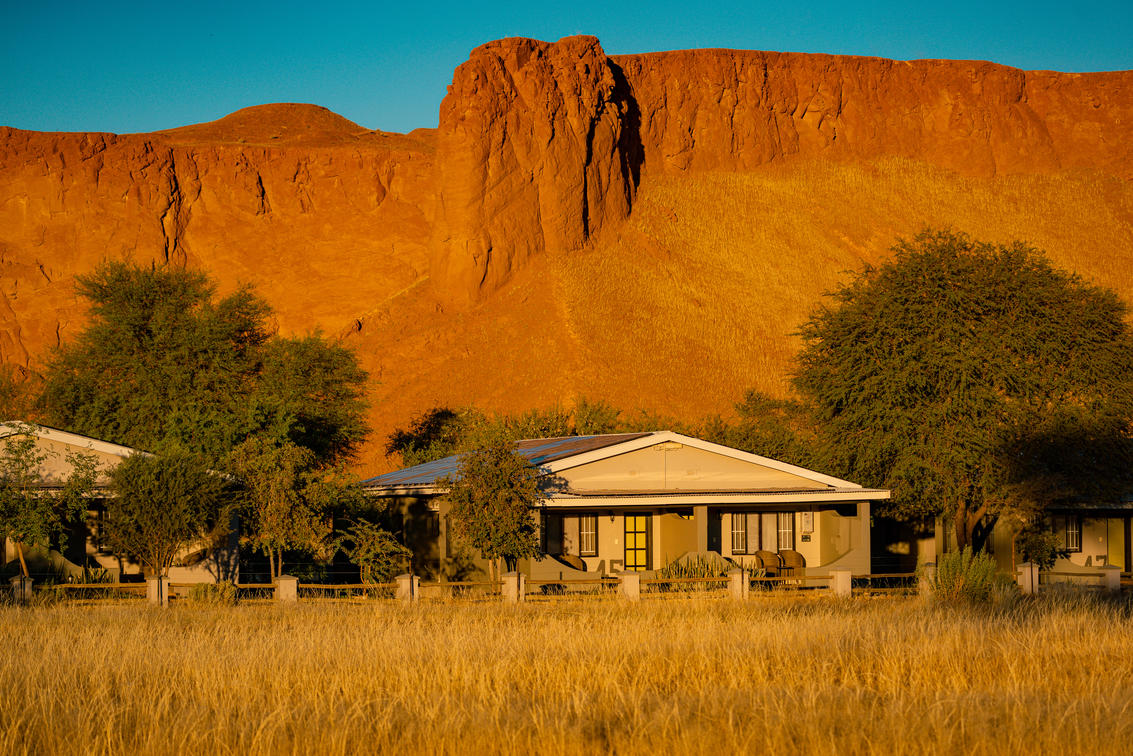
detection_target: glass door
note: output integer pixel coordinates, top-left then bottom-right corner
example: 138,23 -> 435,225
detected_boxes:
624,514 -> 651,571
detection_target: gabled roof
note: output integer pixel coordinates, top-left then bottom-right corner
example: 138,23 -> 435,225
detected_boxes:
0,422 -> 145,460
364,430 -> 884,500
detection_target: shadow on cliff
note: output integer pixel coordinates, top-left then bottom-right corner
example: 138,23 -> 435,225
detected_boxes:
608,60 -> 645,200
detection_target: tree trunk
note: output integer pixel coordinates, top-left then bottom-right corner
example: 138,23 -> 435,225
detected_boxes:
268,549 -> 276,581
277,550 -> 283,579
953,501 -> 991,552
15,541 -> 29,578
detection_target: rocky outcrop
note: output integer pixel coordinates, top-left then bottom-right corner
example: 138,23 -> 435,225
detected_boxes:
431,36 -> 639,303
613,50 -> 1132,178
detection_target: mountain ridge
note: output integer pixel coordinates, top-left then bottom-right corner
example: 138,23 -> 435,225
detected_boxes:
1,36 -> 1130,470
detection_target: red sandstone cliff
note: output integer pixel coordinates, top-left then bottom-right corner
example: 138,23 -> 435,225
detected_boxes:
1,36 -> 1130,465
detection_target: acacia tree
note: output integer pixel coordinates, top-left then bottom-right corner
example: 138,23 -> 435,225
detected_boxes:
105,451 -> 230,578
795,230 -> 1133,550
40,261 -> 369,468
0,424 -> 97,576
442,436 -> 542,583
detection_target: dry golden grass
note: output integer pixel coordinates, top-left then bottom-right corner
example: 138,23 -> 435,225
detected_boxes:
2,595 -> 1131,754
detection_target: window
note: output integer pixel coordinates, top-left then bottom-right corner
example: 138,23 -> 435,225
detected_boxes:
1053,515 -> 1082,552
731,513 -> 747,554
579,515 -> 598,557
777,512 -> 795,551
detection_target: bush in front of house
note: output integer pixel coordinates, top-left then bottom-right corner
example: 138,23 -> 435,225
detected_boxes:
929,547 -> 999,603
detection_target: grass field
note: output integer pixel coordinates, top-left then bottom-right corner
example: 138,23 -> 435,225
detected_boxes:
2,594 -> 1131,754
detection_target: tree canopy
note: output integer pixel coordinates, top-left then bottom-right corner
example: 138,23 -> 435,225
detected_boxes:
105,450 -> 231,578
794,229 -> 1133,549
40,261 -> 369,468
442,434 -> 542,582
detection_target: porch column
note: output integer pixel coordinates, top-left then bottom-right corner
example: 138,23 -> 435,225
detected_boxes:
694,505 -> 709,553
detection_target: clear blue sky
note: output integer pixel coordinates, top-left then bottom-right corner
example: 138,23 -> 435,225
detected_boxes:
3,1 -> 1130,135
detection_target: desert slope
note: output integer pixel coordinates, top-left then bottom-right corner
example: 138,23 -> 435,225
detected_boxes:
1,36 -> 1130,470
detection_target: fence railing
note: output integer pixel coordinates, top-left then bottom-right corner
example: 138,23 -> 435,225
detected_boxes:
7,565 -> 1127,606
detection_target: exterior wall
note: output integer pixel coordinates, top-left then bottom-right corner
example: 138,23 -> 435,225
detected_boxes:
942,514 -> 1131,575
656,513 -> 697,565
560,443 -> 823,491
539,503 -> 872,576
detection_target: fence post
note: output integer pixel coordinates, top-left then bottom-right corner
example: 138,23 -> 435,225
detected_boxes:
831,569 -> 852,598
501,571 -> 526,603
919,563 -> 936,597
729,569 -> 749,600
9,576 -> 32,605
618,572 -> 640,601
1100,564 -> 1121,595
1016,562 -> 1037,595
396,573 -> 419,602
146,576 -> 170,607
276,575 -> 298,603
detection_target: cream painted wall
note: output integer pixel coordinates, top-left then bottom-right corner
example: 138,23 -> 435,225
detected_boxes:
560,444 -> 827,491
656,513 -> 697,564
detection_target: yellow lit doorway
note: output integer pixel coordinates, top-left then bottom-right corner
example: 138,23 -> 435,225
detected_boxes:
624,514 -> 651,571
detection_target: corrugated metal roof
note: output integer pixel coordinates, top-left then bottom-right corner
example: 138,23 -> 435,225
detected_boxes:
363,432 -> 654,489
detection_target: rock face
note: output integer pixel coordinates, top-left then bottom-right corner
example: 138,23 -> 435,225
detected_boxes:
0,36 -> 1130,465
431,36 -> 639,303
427,39 -> 1130,302
0,106 -> 435,366
614,50 -> 1131,178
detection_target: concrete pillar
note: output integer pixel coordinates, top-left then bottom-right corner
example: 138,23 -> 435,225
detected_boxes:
1100,564 -> 1121,594
694,505 -> 709,553
619,572 -> 640,601
501,572 -> 526,603
9,576 -> 32,605
831,569 -> 852,598
146,577 -> 170,607
919,563 -> 936,596
276,575 -> 298,603
728,569 -> 749,600
396,573 -> 419,602
1016,562 -> 1037,595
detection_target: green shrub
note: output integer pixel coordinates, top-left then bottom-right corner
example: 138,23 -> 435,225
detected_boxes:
655,555 -> 732,592
189,581 -> 237,605
1017,526 -> 1064,570
929,547 -> 998,604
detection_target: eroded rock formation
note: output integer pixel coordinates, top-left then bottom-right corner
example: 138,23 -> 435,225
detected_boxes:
431,36 -> 639,303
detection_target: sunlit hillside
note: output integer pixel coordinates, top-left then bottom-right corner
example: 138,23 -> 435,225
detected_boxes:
351,157 -> 1133,470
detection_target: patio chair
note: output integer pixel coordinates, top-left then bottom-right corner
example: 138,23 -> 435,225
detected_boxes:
778,549 -> 806,577
753,550 -> 781,578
